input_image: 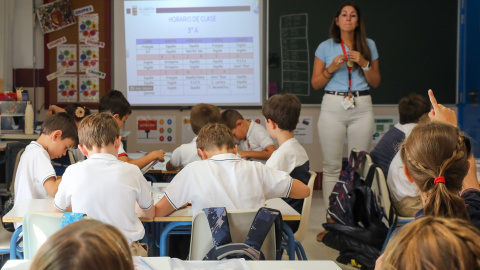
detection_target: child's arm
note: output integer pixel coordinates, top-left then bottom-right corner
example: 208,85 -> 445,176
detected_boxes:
43,176 -> 62,197
155,197 -> 176,217
46,105 -> 66,117
135,202 -> 155,219
166,161 -> 181,171
52,204 -> 72,213
288,179 -> 310,199
238,144 -> 276,160
121,150 -> 166,169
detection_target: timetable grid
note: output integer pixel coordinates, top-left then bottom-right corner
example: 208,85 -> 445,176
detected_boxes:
134,37 -> 255,96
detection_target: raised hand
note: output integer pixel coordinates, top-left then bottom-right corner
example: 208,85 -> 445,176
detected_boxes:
428,89 -> 457,127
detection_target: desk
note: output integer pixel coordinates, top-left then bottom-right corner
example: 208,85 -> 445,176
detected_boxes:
1,257 -> 342,270
0,134 -> 38,140
128,152 -> 179,174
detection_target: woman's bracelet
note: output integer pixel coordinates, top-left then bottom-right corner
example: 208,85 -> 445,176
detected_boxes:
325,67 -> 333,75
322,70 -> 332,79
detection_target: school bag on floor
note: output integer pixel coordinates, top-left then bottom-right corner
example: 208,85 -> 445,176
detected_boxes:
202,207 -> 282,260
323,164 -> 388,270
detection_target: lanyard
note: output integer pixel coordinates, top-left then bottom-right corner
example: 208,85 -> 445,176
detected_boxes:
340,41 -> 352,91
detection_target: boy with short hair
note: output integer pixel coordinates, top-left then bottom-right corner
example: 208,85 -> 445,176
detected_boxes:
14,113 -> 78,227
155,123 -> 310,217
166,103 -> 220,171
220,109 -> 275,163
53,113 -> 154,256
263,93 -> 310,232
99,90 -> 165,168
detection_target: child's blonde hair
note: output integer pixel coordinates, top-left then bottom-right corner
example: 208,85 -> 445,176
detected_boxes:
196,123 -> 235,151
382,216 -> 480,270
400,121 -> 472,220
30,219 -> 133,270
78,113 -> 119,150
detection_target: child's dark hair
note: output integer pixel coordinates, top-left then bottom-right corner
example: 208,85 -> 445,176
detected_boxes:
220,109 -> 244,130
400,121 -> 472,220
398,94 -> 430,124
64,103 -> 91,123
98,90 -> 132,118
190,103 -> 221,134
262,93 -> 301,131
41,112 -> 78,146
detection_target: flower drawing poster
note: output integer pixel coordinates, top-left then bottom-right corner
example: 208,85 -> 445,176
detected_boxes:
79,75 -> 99,103
79,45 -> 99,72
56,44 -> 77,72
57,74 -> 77,102
36,0 -> 76,34
78,14 -> 99,42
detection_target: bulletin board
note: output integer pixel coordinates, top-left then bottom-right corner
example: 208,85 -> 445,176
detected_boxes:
42,0 -> 111,109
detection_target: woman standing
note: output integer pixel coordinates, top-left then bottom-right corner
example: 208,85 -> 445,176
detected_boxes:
312,2 -> 380,239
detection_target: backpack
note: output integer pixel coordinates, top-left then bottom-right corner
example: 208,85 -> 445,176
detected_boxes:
202,207 -> 283,261
2,191 -> 15,232
323,164 -> 389,270
327,150 -> 368,226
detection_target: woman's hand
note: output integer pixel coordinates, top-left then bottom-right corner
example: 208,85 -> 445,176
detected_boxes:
327,54 -> 345,73
347,50 -> 368,68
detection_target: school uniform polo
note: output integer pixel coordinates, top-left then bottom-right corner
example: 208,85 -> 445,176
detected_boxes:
118,141 -> 127,157
164,153 -> 293,217
169,136 -> 201,168
239,121 -> 274,164
54,153 -> 153,244
266,138 -> 310,215
14,141 -> 56,228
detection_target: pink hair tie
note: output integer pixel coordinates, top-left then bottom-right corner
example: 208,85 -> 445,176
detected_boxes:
434,176 -> 445,184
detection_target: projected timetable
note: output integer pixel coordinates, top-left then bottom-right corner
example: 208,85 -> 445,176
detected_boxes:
133,37 -> 254,96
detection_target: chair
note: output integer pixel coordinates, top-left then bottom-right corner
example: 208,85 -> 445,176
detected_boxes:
22,212 -> 63,259
5,142 -> 28,191
189,209 -> 278,260
351,148 -> 374,180
369,166 -> 414,251
286,171 -> 316,260
0,222 -> 13,262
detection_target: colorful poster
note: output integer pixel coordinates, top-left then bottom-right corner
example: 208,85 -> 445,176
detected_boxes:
79,45 -> 99,72
137,116 -> 176,144
372,116 -> 399,143
57,44 -> 77,72
57,74 -> 77,102
78,14 -> 99,42
79,75 -> 99,103
294,116 -> 313,144
36,0 -> 76,34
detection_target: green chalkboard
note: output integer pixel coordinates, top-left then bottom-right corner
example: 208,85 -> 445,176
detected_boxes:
268,1 -> 457,104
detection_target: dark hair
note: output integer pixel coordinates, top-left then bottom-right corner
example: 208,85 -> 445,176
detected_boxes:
262,93 -> 301,131
79,113 -> 120,150
64,103 -> 91,123
197,123 -> 235,151
41,112 -> 78,146
400,121 -> 472,220
220,109 -> 244,130
190,103 -> 221,134
398,94 -> 430,124
330,2 -> 371,73
98,90 -> 132,118
30,220 -> 133,270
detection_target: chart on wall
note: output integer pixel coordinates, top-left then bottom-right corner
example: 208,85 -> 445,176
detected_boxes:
136,116 -> 176,144
123,0 -> 264,106
372,116 -> 399,143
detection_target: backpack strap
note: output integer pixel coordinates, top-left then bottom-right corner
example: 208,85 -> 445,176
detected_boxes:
245,207 -> 281,252
203,207 -> 232,248
363,164 -> 378,188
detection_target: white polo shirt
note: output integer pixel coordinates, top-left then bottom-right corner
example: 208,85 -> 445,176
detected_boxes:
14,141 -> 56,205
164,153 -> 293,216
387,151 -> 419,203
266,138 -> 309,175
239,121 -> 274,164
169,137 -> 201,168
118,141 -> 127,158
54,153 -> 153,244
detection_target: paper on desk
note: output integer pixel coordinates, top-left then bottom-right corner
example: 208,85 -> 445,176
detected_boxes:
170,257 -> 250,270
133,256 -> 154,270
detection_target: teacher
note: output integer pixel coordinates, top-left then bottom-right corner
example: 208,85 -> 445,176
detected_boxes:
312,1 -> 381,230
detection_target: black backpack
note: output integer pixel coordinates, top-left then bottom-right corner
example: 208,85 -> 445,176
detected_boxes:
202,207 -> 283,260
323,164 -> 388,270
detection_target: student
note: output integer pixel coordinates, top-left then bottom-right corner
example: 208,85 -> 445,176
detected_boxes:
370,94 -> 430,178
220,109 -> 275,163
99,90 -> 165,168
376,217 -> 480,270
398,90 -> 480,228
31,219 -> 134,270
53,113 -> 154,256
166,103 -> 220,171
155,123 -> 310,217
263,93 -> 309,232
14,113 -> 78,228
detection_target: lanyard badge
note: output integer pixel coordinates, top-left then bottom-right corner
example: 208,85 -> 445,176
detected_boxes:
340,41 -> 355,109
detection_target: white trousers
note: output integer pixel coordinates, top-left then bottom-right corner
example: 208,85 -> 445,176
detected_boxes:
318,94 -> 374,207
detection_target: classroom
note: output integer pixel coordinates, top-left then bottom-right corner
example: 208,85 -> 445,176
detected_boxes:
0,0 -> 479,269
